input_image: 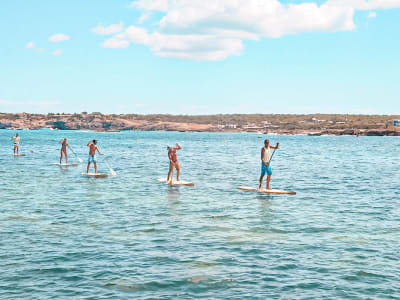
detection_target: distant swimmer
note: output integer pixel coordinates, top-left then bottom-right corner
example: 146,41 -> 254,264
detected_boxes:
11,133 -> 20,154
167,143 -> 182,184
87,140 -> 102,174
59,138 -> 70,164
259,139 -> 279,190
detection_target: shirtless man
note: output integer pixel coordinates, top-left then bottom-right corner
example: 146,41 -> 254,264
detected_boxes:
259,139 -> 279,190
11,133 -> 20,154
167,143 -> 182,183
59,138 -> 70,164
87,140 -> 102,173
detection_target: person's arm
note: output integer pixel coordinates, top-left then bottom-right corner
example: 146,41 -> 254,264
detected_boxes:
59,140 -> 63,144
270,142 -> 279,150
87,141 -> 91,147
175,143 -> 182,150
168,150 -> 173,163
96,146 -> 102,155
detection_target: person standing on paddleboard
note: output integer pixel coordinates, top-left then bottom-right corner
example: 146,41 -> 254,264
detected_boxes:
259,139 -> 279,190
11,133 -> 20,154
59,138 -> 70,164
167,143 -> 182,184
87,140 -> 102,174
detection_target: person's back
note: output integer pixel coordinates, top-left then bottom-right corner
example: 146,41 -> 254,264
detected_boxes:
12,134 -> 20,154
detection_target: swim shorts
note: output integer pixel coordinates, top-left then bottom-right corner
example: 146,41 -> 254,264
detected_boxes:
88,155 -> 97,163
261,162 -> 272,176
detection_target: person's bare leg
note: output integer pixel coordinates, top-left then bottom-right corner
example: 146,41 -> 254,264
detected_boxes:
167,163 -> 174,182
87,162 -> 90,173
60,151 -> 63,164
14,146 -> 16,154
259,175 -> 264,189
65,152 -> 68,164
94,162 -> 97,173
176,162 -> 180,181
267,175 -> 271,190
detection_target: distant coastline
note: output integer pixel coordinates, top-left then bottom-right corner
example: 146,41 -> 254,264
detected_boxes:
1,112 -> 399,136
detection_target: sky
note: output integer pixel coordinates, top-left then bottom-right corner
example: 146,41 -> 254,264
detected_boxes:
0,0 -> 399,115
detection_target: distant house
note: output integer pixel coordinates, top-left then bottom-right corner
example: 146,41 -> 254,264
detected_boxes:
394,120 -> 399,127
216,124 -> 225,129
312,117 -> 326,122
226,124 -> 237,129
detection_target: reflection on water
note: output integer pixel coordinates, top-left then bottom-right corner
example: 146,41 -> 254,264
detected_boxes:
167,186 -> 181,201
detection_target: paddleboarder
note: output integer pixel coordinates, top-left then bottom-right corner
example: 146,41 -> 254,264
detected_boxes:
259,139 -> 279,190
59,138 -> 70,164
167,143 -> 182,184
11,133 -> 20,154
87,140 -> 102,174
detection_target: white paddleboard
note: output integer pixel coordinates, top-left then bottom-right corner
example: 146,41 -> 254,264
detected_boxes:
11,153 -> 26,156
238,186 -> 296,195
81,172 -> 109,178
158,178 -> 195,186
53,163 -> 80,166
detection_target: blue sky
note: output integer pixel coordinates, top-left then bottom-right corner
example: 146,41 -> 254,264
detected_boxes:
0,0 -> 399,114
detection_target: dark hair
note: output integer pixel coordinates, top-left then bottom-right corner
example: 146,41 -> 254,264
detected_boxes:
264,139 -> 269,143
93,139 -> 97,144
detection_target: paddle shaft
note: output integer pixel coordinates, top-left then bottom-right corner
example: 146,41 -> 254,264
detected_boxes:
267,148 -> 277,166
97,147 -> 117,176
68,145 -> 83,162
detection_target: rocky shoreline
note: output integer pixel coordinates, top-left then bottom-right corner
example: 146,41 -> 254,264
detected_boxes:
1,112 -> 399,136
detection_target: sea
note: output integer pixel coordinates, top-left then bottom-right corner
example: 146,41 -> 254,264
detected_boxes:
0,129 -> 399,299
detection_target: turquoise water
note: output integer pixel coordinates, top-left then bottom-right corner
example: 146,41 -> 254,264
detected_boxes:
1,130 -> 399,299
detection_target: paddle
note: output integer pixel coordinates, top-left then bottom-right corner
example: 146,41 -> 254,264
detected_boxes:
97,146 -> 116,176
101,155 -> 117,177
69,145 -> 83,163
268,148 -> 277,165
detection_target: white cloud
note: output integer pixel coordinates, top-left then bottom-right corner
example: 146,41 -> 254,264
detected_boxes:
326,0 -> 400,10
101,0 -> 399,60
138,13 -> 151,24
52,49 -> 63,56
25,42 -> 35,49
48,33 -> 70,42
368,11 -> 377,18
102,38 -> 130,48
91,22 -> 124,35
129,0 -> 169,11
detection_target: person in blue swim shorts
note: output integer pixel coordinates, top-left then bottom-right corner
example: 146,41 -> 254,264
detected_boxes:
259,139 -> 279,190
86,139 -> 102,174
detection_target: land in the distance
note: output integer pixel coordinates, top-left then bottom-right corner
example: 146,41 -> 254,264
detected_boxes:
1,112 -> 399,136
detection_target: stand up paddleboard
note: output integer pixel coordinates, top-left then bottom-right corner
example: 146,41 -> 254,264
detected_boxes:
11,153 -> 26,156
53,163 -> 80,167
238,186 -> 296,195
81,172 -> 108,178
158,178 -> 195,186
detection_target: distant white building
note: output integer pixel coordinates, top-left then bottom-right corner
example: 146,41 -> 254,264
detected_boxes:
226,124 -> 237,129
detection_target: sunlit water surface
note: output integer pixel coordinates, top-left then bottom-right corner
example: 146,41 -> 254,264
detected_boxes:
1,130 -> 399,299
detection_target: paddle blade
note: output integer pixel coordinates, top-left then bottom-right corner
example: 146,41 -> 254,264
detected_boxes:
77,157 -> 83,163
110,169 -> 117,177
